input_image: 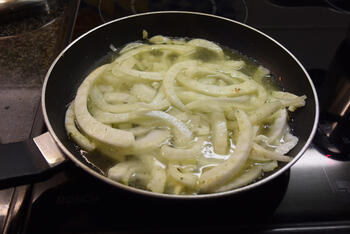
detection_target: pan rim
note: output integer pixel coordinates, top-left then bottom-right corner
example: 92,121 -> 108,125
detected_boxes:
41,11 -> 319,199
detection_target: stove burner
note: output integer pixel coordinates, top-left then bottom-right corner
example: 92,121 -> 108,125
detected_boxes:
326,0 -> 350,13
98,0 -> 248,23
268,0 -> 350,14
130,0 -> 218,14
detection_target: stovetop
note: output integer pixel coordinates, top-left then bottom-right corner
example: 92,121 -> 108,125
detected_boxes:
1,0 -> 350,233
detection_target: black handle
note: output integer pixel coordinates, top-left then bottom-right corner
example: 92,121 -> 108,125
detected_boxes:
0,134 -> 66,189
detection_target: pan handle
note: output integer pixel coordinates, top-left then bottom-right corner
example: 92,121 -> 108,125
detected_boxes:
0,132 -> 66,188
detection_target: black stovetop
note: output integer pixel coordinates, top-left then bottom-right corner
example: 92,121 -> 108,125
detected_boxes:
1,0 -> 350,233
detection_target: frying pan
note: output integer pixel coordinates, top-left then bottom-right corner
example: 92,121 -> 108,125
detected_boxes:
0,11 -> 319,199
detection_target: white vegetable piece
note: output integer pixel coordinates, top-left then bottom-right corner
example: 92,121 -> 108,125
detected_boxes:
145,111 -> 193,146
160,139 -> 204,162
104,92 -> 137,104
267,108 -> 288,144
162,60 -> 197,110
187,38 -> 224,55
147,161 -> 167,193
185,96 -> 251,112
89,107 -> 142,124
177,75 -> 257,97
248,101 -> 282,124
215,166 -> 262,192
132,129 -> 170,152
275,132 -> 298,155
260,160 -> 278,172
253,65 -> 270,83
74,65 -> 135,148
90,86 -> 168,114
199,109 -> 253,192
119,42 -> 145,54
65,102 -> 96,151
168,164 -> 198,187
130,83 -> 156,103
210,112 -> 228,155
108,160 -> 146,185
250,143 -> 292,162
149,35 -> 171,44
272,91 -> 306,112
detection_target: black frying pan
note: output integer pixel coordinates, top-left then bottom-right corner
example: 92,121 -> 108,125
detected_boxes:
0,12 -> 319,199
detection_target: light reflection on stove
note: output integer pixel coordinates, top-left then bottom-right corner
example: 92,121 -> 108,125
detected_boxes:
292,146 -> 344,170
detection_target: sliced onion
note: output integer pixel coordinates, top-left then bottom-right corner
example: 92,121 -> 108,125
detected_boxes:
132,129 -> 171,152
250,143 -> 292,162
199,109 -> 253,193
162,60 -> 197,110
275,132 -> 298,155
145,111 -> 193,146
267,108 -> 288,144
185,96 -> 252,112
90,86 -> 168,114
147,158 -> 167,193
210,112 -> 228,155
177,75 -> 257,97
248,101 -> 282,124
74,65 -> 135,148
65,102 -> 96,151
215,166 -> 262,192
168,164 -> 198,187
108,161 -> 147,185
89,107 -> 143,124
149,35 -> 171,44
160,139 -> 204,162
187,38 -> 223,55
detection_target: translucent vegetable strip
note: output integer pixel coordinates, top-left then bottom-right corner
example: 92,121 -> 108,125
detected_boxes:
162,60 -> 197,110
275,133 -> 298,155
185,96 -> 252,112
199,109 -> 253,192
108,161 -> 146,185
160,139 -> 203,162
147,160 -> 167,193
65,102 -> 96,151
177,75 -> 257,97
253,65 -> 270,83
74,65 -> 135,148
187,38 -> 223,55
119,42 -> 144,54
267,108 -> 288,144
250,143 -> 292,162
104,92 -> 137,104
248,101 -> 282,124
210,112 -> 228,155
89,106 -> 143,124
149,35 -> 171,44
112,44 -> 194,66
145,111 -> 192,146
260,160 -> 278,172
201,63 -> 251,81
115,63 -> 164,81
132,129 -> 170,152
168,164 -> 198,187
215,166 -> 262,192
90,86 -> 167,113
